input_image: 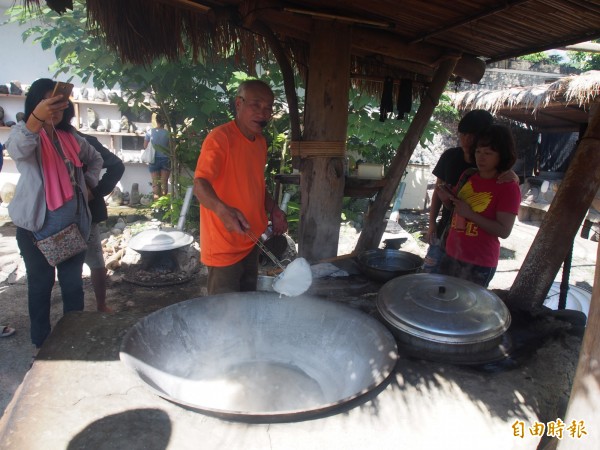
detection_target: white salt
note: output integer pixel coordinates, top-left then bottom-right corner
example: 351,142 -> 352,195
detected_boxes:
272,257 -> 312,297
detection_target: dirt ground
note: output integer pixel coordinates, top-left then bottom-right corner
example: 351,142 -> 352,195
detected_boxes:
0,209 -> 597,439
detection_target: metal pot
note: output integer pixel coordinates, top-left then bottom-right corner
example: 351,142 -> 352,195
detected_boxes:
128,187 -> 194,252
376,273 -> 511,357
357,249 -> 423,282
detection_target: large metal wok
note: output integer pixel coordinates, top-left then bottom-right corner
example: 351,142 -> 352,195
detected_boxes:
120,292 -> 398,422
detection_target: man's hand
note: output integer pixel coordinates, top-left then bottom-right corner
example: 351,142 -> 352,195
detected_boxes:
425,222 -> 437,244
216,204 -> 250,234
271,206 -> 288,235
497,169 -> 519,184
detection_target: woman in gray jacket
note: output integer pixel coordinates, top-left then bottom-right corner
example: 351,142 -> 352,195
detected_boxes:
6,78 -> 103,349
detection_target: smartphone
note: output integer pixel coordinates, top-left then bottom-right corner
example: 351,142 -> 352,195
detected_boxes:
51,81 -> 74,101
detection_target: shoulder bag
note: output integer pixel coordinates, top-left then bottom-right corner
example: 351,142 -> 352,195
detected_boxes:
35,223 -> 87,267
140,141 -> 155,164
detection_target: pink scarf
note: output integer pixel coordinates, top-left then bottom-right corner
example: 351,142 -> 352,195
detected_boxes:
39,129 -> 83,211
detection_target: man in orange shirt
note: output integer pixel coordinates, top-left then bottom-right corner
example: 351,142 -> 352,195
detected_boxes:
193,80 -> 288,294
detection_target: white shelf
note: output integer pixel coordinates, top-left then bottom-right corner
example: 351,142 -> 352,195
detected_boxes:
0,93 -> 25,99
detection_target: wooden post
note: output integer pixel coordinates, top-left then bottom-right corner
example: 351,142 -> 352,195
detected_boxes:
298,20 -> 351,261
557,240 -> 600,449
355,56 -> 459,253
507,102 -> 600,310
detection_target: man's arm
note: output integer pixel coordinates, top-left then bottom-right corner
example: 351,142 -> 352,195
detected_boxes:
264,190 -> 288,235
426,178 -> 445,243
497,169 -> 519,184
193,177 -> 249,234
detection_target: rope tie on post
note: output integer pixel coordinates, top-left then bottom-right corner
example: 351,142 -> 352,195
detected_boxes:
290,141 -> 346,159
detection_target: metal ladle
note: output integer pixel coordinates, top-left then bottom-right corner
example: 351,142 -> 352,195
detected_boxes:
246,230 -> 312,296
246,230 -> 286,272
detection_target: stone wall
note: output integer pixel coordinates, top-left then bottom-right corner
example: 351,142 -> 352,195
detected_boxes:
459,58 -> 579,91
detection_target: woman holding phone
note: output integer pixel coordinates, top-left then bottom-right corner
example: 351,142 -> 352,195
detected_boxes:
438,125 -> 521,287
5,78 -> 103,350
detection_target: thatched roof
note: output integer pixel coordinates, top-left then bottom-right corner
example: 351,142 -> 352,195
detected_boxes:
452,70 -> 600,132
23,0 -> 600,93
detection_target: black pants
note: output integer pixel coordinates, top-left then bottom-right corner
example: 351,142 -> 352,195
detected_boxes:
16,227 -> 86,347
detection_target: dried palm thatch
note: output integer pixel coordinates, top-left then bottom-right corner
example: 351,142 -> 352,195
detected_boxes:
25,0 -> 270,67
453,71 -> 600,115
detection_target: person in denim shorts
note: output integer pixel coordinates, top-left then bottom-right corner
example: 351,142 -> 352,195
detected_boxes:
144,114 -> 171,199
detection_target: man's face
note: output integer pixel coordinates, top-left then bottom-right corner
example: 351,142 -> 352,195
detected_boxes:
458,131 -> 475,153
235,85 -> 274,139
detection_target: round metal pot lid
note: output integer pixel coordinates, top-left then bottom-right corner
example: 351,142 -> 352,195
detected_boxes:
128,229 -> 194,252
376,273 -> 511,345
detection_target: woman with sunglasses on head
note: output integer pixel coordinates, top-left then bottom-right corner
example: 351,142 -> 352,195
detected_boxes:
5,78 -> 103,349
438,124 -> 521,287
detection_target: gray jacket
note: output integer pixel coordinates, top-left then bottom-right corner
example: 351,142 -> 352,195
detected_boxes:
6,122 -> 103,231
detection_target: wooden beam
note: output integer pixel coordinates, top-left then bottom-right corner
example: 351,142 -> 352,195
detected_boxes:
557,240 -> 600,449
154,0 -> 212,13
409,0 -> 531,44
298,20 -> 351,261
354,55 -> 459,253
259,9 -> 486,84
350,28 -> 486,84
507,101 -> 600,310
249,20 -> 301,142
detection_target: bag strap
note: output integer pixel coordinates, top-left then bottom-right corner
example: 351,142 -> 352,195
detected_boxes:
52,135 -> 82,213
454,167 -> 478,196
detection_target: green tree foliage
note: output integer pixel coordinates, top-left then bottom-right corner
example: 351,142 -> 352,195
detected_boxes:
347,89 -> 455,170
518,52 -> 564,65
567,40 -> 600,71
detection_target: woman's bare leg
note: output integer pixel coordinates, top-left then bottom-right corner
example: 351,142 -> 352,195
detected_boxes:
160,170 -> 170,196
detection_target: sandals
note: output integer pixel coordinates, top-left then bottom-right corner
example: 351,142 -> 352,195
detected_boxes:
1,325 -> 15,338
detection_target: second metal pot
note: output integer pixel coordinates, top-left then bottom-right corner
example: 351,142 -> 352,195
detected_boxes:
357,249 -> 423,282
376,273 -> 511,356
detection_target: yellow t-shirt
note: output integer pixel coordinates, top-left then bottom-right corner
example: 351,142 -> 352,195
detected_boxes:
194,121 -> 267,266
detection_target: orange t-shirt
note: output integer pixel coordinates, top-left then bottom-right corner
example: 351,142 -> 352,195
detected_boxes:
194,121 -> 267,267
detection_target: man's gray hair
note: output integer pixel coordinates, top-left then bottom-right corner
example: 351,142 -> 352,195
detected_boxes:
236,79 -> 272,97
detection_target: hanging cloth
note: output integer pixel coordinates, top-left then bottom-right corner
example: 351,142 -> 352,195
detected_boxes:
396,79 -> 413,120
379,76 -> 394,122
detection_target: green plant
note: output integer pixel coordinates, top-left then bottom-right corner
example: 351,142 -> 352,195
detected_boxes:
346,88 -> 453,170
519,52 -> 563,65
567,40 -> 600,71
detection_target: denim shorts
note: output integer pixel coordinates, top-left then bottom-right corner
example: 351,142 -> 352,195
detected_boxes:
149,155 -> 170,172
422,239 -> 445,274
